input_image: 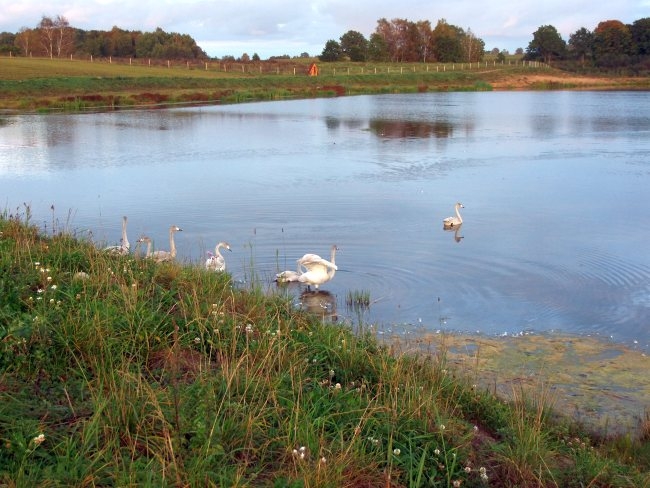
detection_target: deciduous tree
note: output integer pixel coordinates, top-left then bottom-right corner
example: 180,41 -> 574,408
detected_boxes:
367,32 -> 389,61
568,27 -> 594,66
630,17 -> 650,55
319,39 -> 341,61
431,19 -> 463,62
340,30 -> 367,61
526,25 -> 566,64
593,20 -> 633,66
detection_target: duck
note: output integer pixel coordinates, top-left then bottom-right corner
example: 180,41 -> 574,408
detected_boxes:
205,242 -> 231,271
104,216 -> 130,255
150,225 -> 182,263
443,202 -> 464,228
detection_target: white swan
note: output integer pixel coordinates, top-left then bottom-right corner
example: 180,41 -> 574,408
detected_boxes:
104,216 -> 130,255
150,225 -> 182,263
298,245 -> 338,290
275,245 -> 339,286
443,202 -> 464,228
205,241 -> 231,271
135,235 -> 152,258
275,268 -> 302,283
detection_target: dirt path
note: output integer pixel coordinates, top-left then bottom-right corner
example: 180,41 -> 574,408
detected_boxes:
488,73 -> 640,90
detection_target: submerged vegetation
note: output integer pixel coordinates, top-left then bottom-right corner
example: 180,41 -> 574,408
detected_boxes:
1,210 -> 649,486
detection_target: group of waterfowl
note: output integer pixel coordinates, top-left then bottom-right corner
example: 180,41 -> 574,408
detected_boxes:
103,202 -> 464,289
103,217 -> 231,272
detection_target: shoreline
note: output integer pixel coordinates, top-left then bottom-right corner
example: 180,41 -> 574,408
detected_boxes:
389,330 -> 650,438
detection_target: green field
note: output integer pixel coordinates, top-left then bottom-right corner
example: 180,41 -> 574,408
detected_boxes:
2,56 -> 647,113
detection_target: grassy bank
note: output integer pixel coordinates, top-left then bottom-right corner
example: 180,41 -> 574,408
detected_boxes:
1,212 -> 649,486
1,56 -> 649,113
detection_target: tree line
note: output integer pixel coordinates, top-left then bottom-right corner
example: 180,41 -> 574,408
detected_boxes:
524,18 -> 649,71
0,15 -> 207,60
1,14 -> 648,72
319,18 -> 485,63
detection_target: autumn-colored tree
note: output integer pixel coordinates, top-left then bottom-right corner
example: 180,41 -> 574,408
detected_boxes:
395,18 -> 421,62
374,18 -> 398,61
38,16 -> 56,58
416,21 -> 433,62
53,15 -> 73,57
526,25 -> 566,64
14,27 -> 36,56
461,27 -> 484,62
106,26 -> 136,57
593,20 -> 633,66
35,15 -> 73,57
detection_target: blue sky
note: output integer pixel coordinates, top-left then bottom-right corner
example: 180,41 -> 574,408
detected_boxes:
1,0 -> 648,58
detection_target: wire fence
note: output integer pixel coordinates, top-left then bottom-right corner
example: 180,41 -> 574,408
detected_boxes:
7,53 -> 547,76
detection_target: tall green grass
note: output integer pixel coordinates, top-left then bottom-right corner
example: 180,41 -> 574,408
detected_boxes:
0,210 -> 648,486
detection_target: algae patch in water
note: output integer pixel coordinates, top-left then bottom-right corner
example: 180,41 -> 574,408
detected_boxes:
391,332 -> 650,437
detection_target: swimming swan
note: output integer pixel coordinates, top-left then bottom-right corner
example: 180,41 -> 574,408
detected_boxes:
150,225 -> 182,263
298,245 -> 338,290
443,202 -> 464,228
205,242 -> 231,271
104,216 -> 130,255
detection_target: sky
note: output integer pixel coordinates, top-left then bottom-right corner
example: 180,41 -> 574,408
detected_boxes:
1,0 -> 648,59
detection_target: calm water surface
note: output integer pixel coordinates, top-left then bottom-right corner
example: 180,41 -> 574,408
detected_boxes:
1,91 -> 649,349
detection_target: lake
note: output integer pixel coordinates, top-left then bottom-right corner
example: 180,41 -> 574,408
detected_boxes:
1,91 -> 649,350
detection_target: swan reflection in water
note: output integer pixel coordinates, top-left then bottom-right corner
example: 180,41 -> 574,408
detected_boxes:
299,290 -> 337,322
443,223 -> 464,243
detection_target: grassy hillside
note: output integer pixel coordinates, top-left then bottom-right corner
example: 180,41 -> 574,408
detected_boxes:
1,56 -> 647,113
1,210 -> 649,486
